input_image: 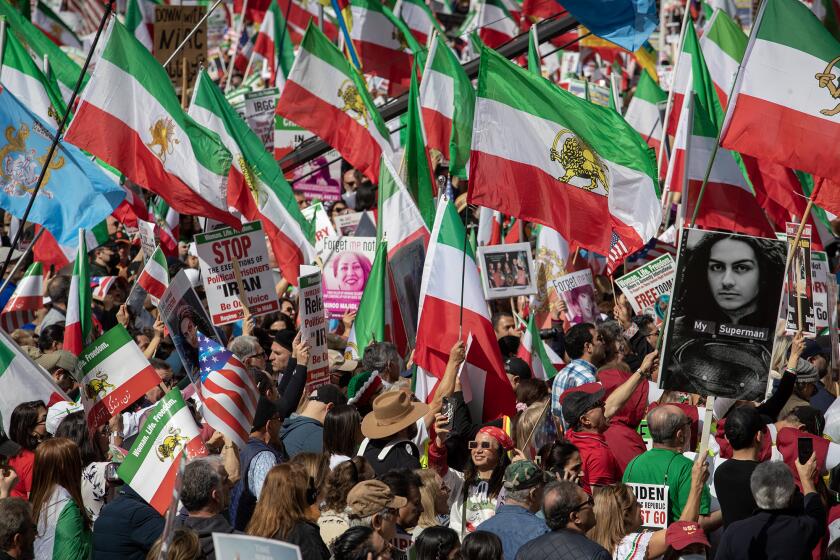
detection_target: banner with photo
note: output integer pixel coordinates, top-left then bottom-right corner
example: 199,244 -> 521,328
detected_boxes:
478,242 -> 537,300
785,223 -> 815,337
659,229 -> 786,401
812,251 -> 830,334
615,254 -> 676,325
552,269 -> 598,326
321,236 -> 377,318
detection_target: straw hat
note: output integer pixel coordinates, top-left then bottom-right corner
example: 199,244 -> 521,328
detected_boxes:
361,389 -> 429,440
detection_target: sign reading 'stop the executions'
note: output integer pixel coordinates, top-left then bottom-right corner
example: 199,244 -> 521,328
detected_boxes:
195,222 -> 279,325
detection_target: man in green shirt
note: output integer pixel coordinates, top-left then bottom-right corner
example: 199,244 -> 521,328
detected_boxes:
623,405 -> 721,531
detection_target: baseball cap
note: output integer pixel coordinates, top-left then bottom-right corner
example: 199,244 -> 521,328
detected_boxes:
505,357 -> 533,380
801,338 -> 829,361
329,349 -> 358,373
310,384 -> 347,406
346,480 -> 407,517
665,521 -> 710,550
560,382 -> 605,427
251,396 -> 280,431
35,350 -> 78,373
504,460 -> 549,491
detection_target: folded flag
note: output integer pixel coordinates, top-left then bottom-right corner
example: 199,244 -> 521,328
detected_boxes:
197,333 -> 259,449
65,229 -> 92,356
0,262 -> 42,332
118,388 -> 207,515
558,0 -> 656,51
404,63 -> 436,228
137,245 -> 170,305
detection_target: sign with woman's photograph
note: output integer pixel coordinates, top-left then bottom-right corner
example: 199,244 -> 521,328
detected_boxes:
322,236 -> 376,318
615,254 -> 676,325
478,243 -> 537,300
785,223 -> 815,336
552,269 -> 599,326
659,229 -> 786,401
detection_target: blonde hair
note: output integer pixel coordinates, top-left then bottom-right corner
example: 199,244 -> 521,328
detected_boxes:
416,469 -> 442,530
513,400 -> 548,457
146,528 -> 200,560
587,484 -> 638,554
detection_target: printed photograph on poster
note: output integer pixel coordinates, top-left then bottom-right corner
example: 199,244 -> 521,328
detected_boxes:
334,211 -> 376,237
389,238 -> 426,344
478,243 -> 537,300
659,229 -> 786,401
812,251 -> 829,333
785,223 -> 815,336
322,236 -> 377,318
615,254 -> 676,325
552,269 -> 598,326
298,269 -> 329,391
292,155 -> 341,203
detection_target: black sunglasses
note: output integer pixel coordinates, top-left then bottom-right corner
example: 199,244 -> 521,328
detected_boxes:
572,496 -> 594,511
468,440 -> 494,450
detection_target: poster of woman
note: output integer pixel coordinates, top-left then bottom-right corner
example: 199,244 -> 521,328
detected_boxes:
478,242 -> 537,300
659,229 -> 786,401
552,269 -> 599,326
322,236 -> 376,318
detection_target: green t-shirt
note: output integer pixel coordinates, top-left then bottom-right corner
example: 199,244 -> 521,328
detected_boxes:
622,448 -> 711,523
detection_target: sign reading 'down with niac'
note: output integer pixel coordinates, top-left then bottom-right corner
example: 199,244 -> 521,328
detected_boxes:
154,5 -> 206,93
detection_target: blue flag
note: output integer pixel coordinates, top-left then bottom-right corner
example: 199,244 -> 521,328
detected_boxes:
559,0 -> 657,52
0,87 -> 124,246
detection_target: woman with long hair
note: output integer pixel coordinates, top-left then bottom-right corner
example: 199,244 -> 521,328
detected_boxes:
31,438 -> 92,560
414,526 -> 460,560
8,400 -> 48,499
539,440 -> 582,485
246,464 -> 330,560
146,528 -> 200,560
323,405 -> 363,468
429,417 -> 513,537
587,457 -> 707,559
54,412 -> 110,522
289,453 -> 331,522
413,469 -> 451,538
319,457 -> 374,548
460,531 -> 503,560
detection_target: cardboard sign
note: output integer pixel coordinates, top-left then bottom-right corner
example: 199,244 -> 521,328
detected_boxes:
626,483 -> 669,529
195,221 -> 279,325
244,87 -> 278,153
137,218 -> 157,262
213,534 -> 302,560
298,269 -> 329,391
785,223 -> 815,336
813,251 -> 830,333
322,236 -> 377,318
552,269 -> 599,326
615,254 -> 676,325
154,5 -> 206,93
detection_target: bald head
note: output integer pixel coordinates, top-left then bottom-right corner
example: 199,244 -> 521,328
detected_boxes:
648,405 -> 689,447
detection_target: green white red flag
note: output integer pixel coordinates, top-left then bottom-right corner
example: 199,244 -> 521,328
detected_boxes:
31,1 -> 82,50
0,262 -> 43,332
345,241 -> 387,360
721,0 -> 840,182
137,245 -> 170,305
79,325 -> 163,431
245,0 -> 295,88
517,313 -> 561,379
468,46 -> 660,274
124,0 -> 154,51
476,0 -> 519,48
64,19 -> 239,229
117,388 -> 207,515
414,197 -> 514,422
404,64 -> 436,228
150,198 -> 179,257
419,33 -> 474,179
623,71 -> 666,166
378,155 -> 429,258
65,229 -> 92,356
189,70 -> 316,284
393,0 -> 443,45
278,23 -> 393,183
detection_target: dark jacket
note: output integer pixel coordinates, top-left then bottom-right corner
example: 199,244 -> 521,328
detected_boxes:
715,492 -> 826,560
514,529 -> 611,560
231,438 -> 285,531
361,438 -> 420,476
175,514 -> 239,560
93,486 -> 164,560
281,520 -> 330,560
279,415 -> 324,457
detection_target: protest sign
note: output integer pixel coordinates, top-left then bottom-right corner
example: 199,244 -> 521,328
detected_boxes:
301,201 -> 337,264
322,236 -> 377,318
626,483 -> 669,529
813,251 -> 830,334
159,270 -> 219,380
478,243 -> 537,300
195,221 -> 279,326
137,219 -> 157,262
552,269 -> 598,326
659,229 -> 786,400
785,223 -> 815,336
154,5 -> 206,93
298,269 -> 330,390
615,254 -> 676,324
565,78 -> 611,107
79,325 -> 162,431
334,211 -> 376,236
244,87 -> 278,153
213,534 -> 302,560
275,116 -> 314,160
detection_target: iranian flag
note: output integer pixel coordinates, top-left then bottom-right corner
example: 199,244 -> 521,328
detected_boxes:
64,19 -> 240,229
245,0 -> 295,88
125,0 -> 154,51
1,29 -> 66,128
65,230 -> 92,356
137,245 -> 169,305
476,0 -> 519,48
414,197 -> 515,422
468,46 -> 660,272
79,325 -> 163,431
0,262 -> 43,332
345,241 -> 387,360
349,0 -> 420,95
277,0 -> 339,43
419,33 -> 474,179
517,313 -> 561,379
117,388 -> 207,515
394,0 -> 443,44
404,65 -> 435,228
721,0 -> 840,181
31,1 -> 82,49
278,23 -> 393,183
623,71 -> 666,162
378,155 -> 429,258
150,198 -> 179,257
189,71 -> 316,285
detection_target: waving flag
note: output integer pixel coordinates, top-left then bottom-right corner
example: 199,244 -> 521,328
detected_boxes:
405,64 -> 435,228
125,0 -> 155,51
346,241 -> 387,360
378,155 -> 429,257
558,0 -> 656,51
0,262 -> 43,332
245,0 -> 295,87
197,333 -> 259,448
31,1 -> 82,49
476,0 -> 519,48
517,313 -> 561,379
394,0 -> 443,44
65,230 -> 92,356
137,246 -> 170,305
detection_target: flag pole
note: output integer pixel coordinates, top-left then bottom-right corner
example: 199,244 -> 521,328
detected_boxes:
163,0 -> 224,68
0,18 -> 7,84
225,0 -> 250,92
0,1 -> 115,285
656,3 -> 692,179
458,202 -> 470,339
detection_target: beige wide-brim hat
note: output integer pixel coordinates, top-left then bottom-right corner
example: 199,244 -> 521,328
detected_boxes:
361,389 -> 429,440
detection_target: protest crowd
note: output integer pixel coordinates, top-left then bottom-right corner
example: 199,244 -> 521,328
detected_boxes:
3,0 -> 840,559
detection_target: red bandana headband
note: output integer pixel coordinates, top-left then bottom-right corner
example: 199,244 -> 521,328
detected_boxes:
478,426 -> 515,451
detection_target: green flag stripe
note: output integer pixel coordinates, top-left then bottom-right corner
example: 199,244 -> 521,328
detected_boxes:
436,197 -> 474,258
756,0 -> 838,63
0,338 -> 15,373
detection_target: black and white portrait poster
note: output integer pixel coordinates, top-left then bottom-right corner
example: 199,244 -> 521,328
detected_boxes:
659,229 -> 786,401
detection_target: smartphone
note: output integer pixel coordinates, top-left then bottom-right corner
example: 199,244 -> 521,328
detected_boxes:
798,437 -> 814,465
441,396 -> 455,437
104,462 -> 123,485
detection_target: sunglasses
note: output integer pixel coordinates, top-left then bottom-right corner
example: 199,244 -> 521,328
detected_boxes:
572,496 -> 594,511
468,440 -> 495,450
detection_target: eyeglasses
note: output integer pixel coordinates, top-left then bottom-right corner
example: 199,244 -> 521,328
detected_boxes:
572,496 -> 594,511
468,440 -> 495,450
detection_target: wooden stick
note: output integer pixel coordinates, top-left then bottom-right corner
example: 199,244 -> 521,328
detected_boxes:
231,258 -> 252,326
181,57 -> 189,109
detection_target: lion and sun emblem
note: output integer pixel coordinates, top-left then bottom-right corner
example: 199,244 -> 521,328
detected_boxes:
0,123 -> 64,198
549,128 -> 609,193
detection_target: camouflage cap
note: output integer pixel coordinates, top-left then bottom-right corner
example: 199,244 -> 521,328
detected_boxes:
503,460 -> 549,491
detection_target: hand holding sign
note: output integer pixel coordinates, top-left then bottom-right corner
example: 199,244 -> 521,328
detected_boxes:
787,331 -> 805,370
